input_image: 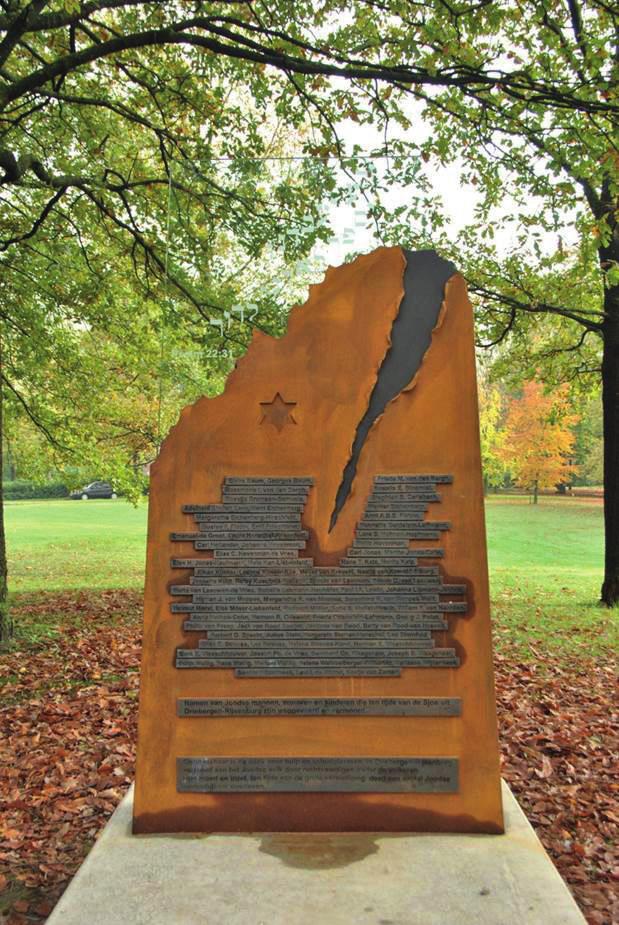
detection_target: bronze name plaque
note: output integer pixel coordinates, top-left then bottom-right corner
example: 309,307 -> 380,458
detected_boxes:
172,476 -> 461,676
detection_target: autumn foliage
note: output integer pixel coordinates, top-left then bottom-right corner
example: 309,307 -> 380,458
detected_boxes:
0,591 -> 616,924
501,382 -> 579,502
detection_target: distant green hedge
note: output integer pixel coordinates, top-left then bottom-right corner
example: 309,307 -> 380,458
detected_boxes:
3,480 -> 69,500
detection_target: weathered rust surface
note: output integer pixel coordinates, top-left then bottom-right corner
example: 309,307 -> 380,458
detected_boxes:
133,245 -> 504,833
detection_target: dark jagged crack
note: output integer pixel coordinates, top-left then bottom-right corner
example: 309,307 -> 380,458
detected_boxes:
328,249 -> 457,532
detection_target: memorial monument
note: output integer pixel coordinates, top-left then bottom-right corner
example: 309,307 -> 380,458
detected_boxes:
133,245 -> 504,833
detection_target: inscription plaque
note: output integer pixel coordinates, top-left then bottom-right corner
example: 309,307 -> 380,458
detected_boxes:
177,757 -> 458,793
177,698 -> 462,717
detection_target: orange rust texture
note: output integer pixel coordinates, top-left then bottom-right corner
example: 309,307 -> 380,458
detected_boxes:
133,245 -> 504,834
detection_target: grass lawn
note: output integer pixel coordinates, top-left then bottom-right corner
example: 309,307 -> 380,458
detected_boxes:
3,493 -> 616,659
485,495 -> 615,659
4,498 -> 148,593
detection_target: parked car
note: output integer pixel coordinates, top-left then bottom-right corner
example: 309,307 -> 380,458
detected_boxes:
70,481 -> 118,500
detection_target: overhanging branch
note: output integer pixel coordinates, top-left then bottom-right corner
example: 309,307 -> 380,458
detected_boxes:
469,281 -> 604,333
0,16 -> 615,117
0,185 -> 65,249
1,374 -> 69,449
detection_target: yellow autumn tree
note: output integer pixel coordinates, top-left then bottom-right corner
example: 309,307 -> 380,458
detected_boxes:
478,382 -> 508,493
502,382 -> 580,504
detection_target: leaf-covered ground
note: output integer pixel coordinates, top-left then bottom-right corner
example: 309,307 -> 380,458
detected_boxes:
0,591 -> 616,925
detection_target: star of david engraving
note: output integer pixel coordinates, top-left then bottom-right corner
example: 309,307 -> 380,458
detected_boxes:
259,393 -> 297,432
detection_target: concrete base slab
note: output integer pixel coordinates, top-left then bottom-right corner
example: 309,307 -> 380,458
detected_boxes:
48,781 -> 584,925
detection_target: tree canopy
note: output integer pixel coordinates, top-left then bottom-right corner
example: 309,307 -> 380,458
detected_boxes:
2,1 -> 615,368
0,0 -> 617,619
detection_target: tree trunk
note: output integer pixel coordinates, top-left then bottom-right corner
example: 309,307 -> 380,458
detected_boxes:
5,435 -> 16,480
0,336 -> 10,643
599,173 -> 619,608
533,479 -> 538,505
600,283 -> 619,607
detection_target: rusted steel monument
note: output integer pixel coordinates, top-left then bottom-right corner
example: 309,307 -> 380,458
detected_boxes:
133,246 -> 504,834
